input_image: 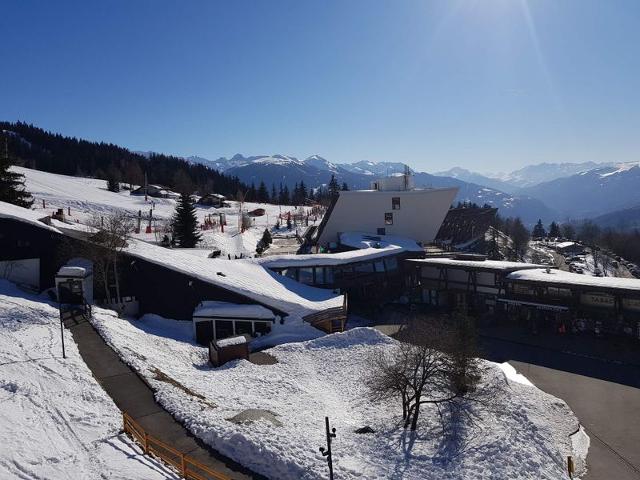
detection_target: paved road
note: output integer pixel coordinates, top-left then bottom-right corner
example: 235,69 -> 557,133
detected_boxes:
480,337 -> 640,480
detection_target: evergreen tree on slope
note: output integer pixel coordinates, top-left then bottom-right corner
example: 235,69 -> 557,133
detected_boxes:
0,137 -> 33,207
172,192 -> 202,247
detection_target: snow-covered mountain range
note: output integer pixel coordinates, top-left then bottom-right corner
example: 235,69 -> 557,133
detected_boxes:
184,154 -> 558,224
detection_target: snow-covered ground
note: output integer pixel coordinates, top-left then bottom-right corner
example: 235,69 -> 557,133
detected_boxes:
91,310 -> 587,480
0,280 -> 178,480
14,166 -> 318,258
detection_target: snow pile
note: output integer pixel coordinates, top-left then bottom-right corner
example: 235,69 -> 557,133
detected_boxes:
91,312 -> 585,480
497,362 -> 534,387
0,280 -> 177,480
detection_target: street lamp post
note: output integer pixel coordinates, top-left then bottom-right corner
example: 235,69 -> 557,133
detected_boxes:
318,416 -> 337,480
58,304 -> 66,359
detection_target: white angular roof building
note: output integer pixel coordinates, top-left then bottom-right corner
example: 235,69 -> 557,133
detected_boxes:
315,174 -> 458,247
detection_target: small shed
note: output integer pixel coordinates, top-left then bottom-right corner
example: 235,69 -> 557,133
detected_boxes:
554,242 -> 584,256
208,335 -> 250,367
197,193 -> 227,208
192,301 -> 277,345
55,259 -> 93,305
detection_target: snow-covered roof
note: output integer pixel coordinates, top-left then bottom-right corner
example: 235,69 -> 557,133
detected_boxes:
408,257 -> 546,272
507,268 -> 640,292
56,266 -> 88,278
339,231 -> 423,252
194,301 -> 275,319
123,239 -> 343,318
257,231 -> 421,269
0,201 -> 60,233
555,241 -> 579,249
216,335 -> 249,347
257,247 -> 403,269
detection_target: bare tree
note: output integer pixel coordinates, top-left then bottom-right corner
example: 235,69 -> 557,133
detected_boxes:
83,212 -> 134,304
368,314 -> 485,432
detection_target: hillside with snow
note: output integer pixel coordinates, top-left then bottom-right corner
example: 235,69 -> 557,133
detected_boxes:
12,165 -> 314,258
0,280 -> 178,480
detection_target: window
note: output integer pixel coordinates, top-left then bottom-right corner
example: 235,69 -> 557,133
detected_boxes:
384,256 -> 398,272
254,322 -> 272,336
324,267 -> 334,284
374,260 -> 385,273
235,321 -> 253,335
354,262 -> 374,274
392,197 -> 401,210
377,228 -> 386,235
298,267 -> 314,285
214,320 -> 234,340
284,269 -> 298,281
384,212 -> 393,225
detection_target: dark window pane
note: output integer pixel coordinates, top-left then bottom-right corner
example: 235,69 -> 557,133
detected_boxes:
384,256 -> 398,272
298,267 -> 314,285
215,320 -> 234,340
392,197 -> 400,210
355,262 -> 374,273
324,267 -> 334,284
235,321 -> 253,335
385,213 -> 393,225
254,322 -> 272,335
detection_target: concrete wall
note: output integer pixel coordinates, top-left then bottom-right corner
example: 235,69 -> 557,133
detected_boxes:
317,187 -> 458,246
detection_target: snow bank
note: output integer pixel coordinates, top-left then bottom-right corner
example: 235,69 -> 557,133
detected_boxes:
497,362 -> 534,387
91,312 -> 584,480
0,280 -> 177,479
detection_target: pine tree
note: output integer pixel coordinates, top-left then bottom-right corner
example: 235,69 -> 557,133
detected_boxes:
106,166 -> 121,192
271,184 -> 277,204
281,185 -> 290,205
172,192 -> 202,248
532,219 -> 546,238
328,174 -> 339,197
341,182 -> 349,191
548,221 -> 561,238
0,137 -> 33,207
292,182 -> 300,205
299,180 -> 307,203
248,182 -> 257,202
257,181 -> 268,203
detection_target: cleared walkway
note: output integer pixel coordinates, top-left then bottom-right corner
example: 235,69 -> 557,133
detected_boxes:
64,315 -> 261,480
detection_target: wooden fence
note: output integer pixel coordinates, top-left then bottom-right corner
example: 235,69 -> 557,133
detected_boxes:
122,412 -> 232,480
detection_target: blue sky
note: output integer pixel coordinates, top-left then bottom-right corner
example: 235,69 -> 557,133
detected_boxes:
1,0 -> 639,173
